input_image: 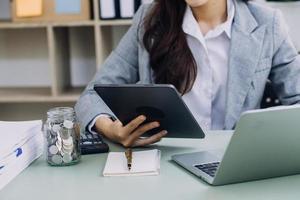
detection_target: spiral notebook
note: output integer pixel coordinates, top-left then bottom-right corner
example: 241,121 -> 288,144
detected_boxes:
103,149 -> 160,176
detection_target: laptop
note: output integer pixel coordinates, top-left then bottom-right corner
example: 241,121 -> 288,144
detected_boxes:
172,105 -> 300,186
94,84 -> 205,138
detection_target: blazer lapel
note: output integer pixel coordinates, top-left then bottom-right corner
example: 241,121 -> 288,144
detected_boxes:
224,1 -> 267,129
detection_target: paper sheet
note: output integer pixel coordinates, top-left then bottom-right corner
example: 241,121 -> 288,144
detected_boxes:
0,120 -> 42,159
103,149 -> 160,176
0,133 -> 43,190
0,120 -> 43,191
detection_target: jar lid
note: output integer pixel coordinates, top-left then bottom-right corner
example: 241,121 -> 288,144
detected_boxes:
47,107 -> 75,120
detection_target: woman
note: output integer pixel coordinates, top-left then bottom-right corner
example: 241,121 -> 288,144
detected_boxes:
75,0 -> 300,147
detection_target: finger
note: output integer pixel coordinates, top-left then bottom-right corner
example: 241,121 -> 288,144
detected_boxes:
133,130 -> 168,147
122,122 -> 160,147
129,121 -> 160,140
124,115 -> 146,133
103,120 -> 127,143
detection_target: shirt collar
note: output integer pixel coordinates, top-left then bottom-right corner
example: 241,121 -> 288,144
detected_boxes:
182,0 -> 235,41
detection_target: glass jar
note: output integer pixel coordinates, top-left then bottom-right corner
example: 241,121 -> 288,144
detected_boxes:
44,107 -> 81,166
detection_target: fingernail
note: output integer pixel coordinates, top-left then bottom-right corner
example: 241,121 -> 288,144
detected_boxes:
140,115 -> 146,120
155,122 -> 160,127
162,130 -> 168,135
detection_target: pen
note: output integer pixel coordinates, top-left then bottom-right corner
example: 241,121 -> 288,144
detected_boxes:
125,148 -> 132,171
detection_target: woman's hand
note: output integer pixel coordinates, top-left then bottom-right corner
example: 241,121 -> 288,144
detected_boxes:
94,115 -> 167,147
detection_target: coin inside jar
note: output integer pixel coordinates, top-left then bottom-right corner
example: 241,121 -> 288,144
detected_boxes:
51,155 -> 63,165
62,154 -> 73,163
63,120 -> 73,129
62,137 -> 73,146
49,145 -> 59,155
52,124 -> 61,133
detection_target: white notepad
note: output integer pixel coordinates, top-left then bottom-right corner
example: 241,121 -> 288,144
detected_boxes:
103,149 -> 161,177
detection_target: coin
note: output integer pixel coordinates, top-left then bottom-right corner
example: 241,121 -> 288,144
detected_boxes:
52,124 -> 61,133
61,145 -> 73,155
62,143 -> 73,149
63,120 -> 73,129
62,154 -> 73,163
49,145 -> 59,155
51,155 -> 63,165
62,137 -> 73,146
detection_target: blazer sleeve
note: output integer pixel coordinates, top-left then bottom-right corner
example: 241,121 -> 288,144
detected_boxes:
269,10 -> 300,105
75,5 -> 147,131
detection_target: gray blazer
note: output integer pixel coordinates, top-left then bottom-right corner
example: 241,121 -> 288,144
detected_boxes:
75,0 -> 300,131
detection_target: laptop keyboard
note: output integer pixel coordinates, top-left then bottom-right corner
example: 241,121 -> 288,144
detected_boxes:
194,162 -> 220,177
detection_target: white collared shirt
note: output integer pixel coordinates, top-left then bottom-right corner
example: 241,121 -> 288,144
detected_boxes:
182,0 -> 235,130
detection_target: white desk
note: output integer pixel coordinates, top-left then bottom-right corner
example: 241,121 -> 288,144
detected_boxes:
1,131 -> 300,200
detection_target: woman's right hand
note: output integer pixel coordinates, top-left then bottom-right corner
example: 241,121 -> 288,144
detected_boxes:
94,115 -> 167,147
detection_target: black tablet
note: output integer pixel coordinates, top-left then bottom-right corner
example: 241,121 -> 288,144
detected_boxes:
94,84 -> 205,138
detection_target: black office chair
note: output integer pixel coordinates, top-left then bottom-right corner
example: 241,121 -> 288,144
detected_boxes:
260,80 -> 281,108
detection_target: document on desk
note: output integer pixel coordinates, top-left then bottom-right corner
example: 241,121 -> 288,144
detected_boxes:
103,149 -> 160,177
0,120 -> 43,191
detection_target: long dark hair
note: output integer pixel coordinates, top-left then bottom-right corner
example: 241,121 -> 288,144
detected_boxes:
143,0 -> 193,94
143,0 -> 248,94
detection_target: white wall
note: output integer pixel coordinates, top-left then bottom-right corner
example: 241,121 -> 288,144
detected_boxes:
0,29 -> 51,87
69,27 -> 96,87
